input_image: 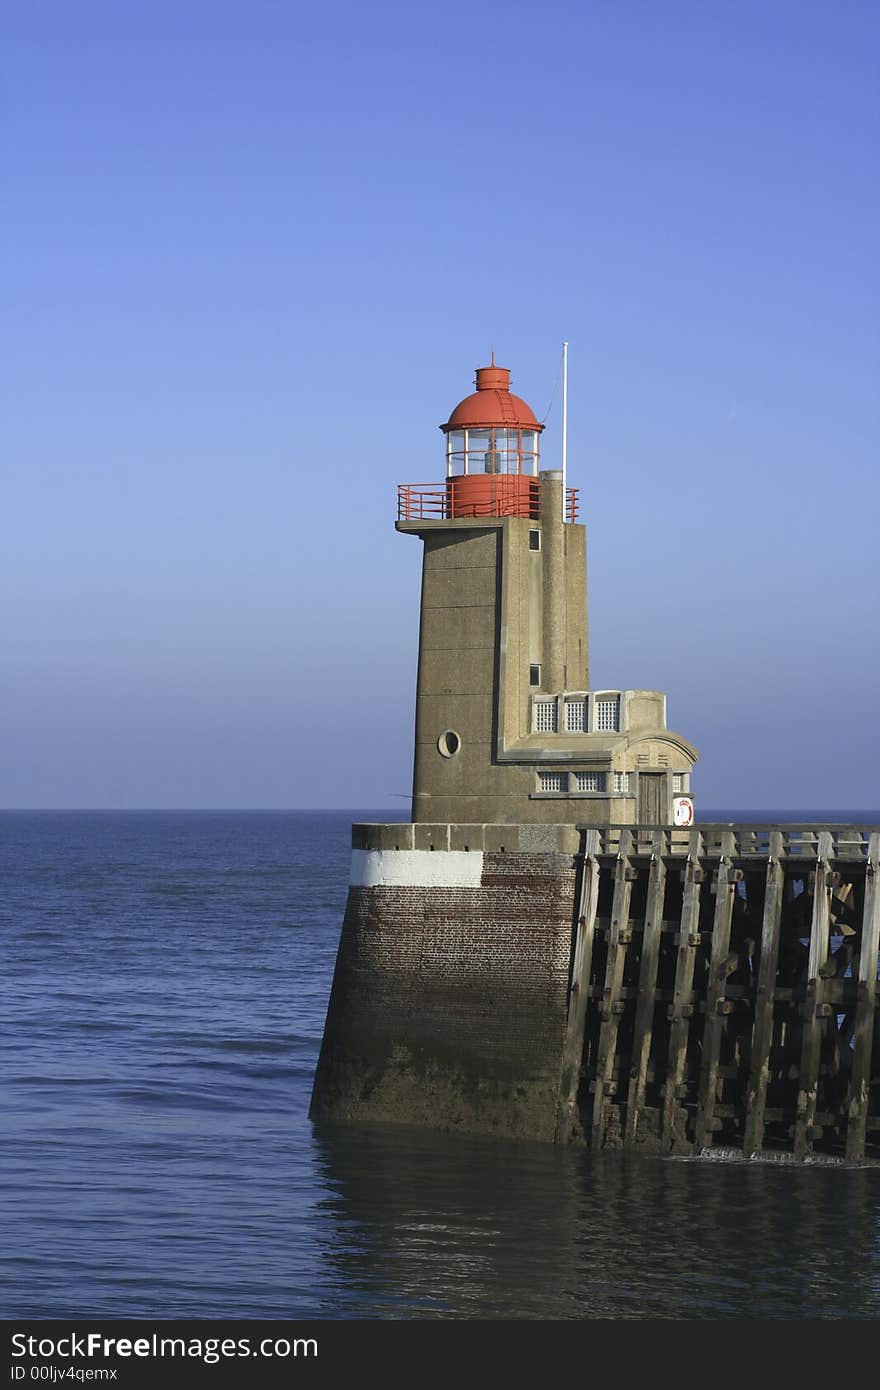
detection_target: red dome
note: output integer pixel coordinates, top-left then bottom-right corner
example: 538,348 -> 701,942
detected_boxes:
441,362 -> 544,433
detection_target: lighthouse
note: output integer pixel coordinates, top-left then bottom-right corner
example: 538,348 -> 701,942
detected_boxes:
312,354 -> 880,1163
397,357 -> 698,826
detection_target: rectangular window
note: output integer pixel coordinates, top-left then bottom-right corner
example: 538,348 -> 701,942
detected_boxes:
595,696 -> 621,732
672,773 -> 688,793
533,699 -> 558,733
564,697 -> 587,732
614,772 -> 631,794
573,771 -> 606,792
538,770 -> 567,793
529,530 -> 541,551
529,663 -> 541,687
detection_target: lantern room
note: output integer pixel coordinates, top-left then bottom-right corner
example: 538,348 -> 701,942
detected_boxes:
396,356 -> 579,523
442,361 -> 543,476
438,359 -> 544,519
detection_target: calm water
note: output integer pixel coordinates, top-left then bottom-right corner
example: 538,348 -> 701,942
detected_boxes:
3,809 -> 880,1320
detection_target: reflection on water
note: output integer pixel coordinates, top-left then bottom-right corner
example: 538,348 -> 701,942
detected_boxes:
312,1123 -> 880,1319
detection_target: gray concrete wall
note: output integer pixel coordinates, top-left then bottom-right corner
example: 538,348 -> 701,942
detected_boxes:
404,489 -> 593,824
399,477 -> 689,826
564,519 -> 589,692
411,526 -> 500,820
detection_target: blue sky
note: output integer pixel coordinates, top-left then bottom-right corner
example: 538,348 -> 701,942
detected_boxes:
2,1 -> 878,810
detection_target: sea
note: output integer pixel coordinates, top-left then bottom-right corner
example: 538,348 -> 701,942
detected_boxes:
3,808 -> 880,1321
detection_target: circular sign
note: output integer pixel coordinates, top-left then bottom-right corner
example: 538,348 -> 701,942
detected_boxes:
673,796 -> 694,827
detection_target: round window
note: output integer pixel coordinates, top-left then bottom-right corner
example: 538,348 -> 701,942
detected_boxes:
437,730 -> 461,758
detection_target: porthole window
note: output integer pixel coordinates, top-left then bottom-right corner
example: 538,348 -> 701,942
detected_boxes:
437,730 -> 461,758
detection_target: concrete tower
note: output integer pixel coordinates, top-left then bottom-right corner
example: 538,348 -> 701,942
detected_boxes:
397,359 -> 698,826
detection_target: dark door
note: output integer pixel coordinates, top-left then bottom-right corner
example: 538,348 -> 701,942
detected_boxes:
638,773 -> 664,824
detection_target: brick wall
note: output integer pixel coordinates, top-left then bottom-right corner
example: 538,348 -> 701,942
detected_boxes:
309,851 -> 578,1141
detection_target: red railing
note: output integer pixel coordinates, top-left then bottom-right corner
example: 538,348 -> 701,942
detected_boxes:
398,482 -> 453,520
398,480 -> 581,524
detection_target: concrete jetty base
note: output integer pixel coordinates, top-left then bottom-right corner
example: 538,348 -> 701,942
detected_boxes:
309,822 -> 880,1162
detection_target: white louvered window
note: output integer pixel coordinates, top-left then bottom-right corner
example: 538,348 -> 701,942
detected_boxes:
573,771 -> 606,792
564,698 -> 587,732
595,696 -> 621,732
538,770 -> 567,793
614,772 -> 631,794
534,699 -> 558,733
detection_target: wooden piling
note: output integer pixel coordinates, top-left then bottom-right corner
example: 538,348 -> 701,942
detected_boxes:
576,820 -> 877,1159
590,828 -> 635,1150
661,830 -> 704,1152
555,831 -> 601,1142
624,830 -> 667,1145
742,831 -> 785,1156
694,830 -> 738,1150
794,831 -> 834,1159
845,831 -> 880,1161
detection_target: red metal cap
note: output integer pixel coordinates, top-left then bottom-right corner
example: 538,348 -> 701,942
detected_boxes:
441,358 -> 544,433
474,364 -> 510,392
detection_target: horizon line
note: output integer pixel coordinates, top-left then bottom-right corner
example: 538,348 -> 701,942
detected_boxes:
1,806 -> 878,816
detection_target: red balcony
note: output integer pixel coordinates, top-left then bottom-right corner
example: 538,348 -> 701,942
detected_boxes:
398,480 -> 580,524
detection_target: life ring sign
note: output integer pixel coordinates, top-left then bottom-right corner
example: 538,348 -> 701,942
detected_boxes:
673,796 -> 694,827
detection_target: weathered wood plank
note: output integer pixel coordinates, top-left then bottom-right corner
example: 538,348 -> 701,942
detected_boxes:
743,831 -> 786,1155
845,832 -> 880,1161
794,831 -> 834,1159
555,831 -> 601,1142
624,831 -> 667,1145
590,828 -> 635,1150
694,830 -> 738,1151
661,831 -> 704,1152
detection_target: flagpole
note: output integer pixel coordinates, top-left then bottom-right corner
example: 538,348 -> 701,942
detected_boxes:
561,340 -> 568,522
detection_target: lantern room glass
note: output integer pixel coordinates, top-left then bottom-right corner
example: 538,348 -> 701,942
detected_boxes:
446,427 -> 540,477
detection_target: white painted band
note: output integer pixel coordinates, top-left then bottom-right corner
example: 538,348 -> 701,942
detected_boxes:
350,848 -> 484,889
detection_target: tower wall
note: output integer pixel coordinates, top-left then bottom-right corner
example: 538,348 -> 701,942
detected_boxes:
406,475 -> 590,824
411,524 -> 501,819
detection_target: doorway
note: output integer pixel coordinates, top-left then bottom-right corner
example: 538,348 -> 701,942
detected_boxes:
638,773 -> 665,825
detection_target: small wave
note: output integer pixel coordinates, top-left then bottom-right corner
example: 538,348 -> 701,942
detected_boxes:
214,1035 -> 313,1054
679,1146 -> 854,1167
73,1020 -> 132,1034
112,1086 -> 241,1111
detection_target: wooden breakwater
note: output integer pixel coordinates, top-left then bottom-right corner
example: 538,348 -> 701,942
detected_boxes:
310,820 -> 880,1161
559,824 -> 880,1162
